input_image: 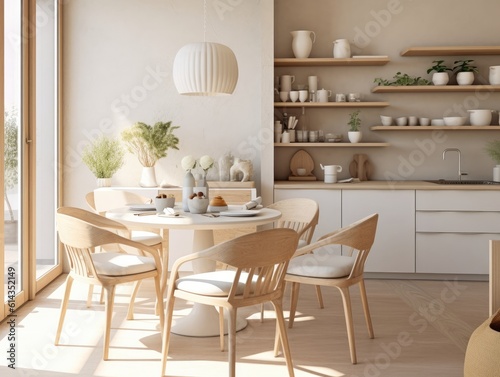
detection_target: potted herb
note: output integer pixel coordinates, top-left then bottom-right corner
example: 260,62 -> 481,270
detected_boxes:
485,140 -> 500,182
453,59 -> 477,85
121,121 -> 180,187
374,72 -> 431,86
427,60 -> 452,86
82,136 -> 125,187
347,110 -> 362,143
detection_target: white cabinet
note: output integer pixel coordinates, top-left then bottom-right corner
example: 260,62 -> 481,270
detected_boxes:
342,190 -> 415,273
416,190 -> 500,274
274,188 -> 341,242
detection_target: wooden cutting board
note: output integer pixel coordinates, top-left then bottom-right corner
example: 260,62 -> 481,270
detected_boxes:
349,154 -> 373,181
289,149 -> 317,180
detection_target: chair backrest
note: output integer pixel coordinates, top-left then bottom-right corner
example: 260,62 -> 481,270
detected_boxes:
181,228 -> 299,303
268,198 -> 319,244
56,207 -> 159,279
85,191 -> 98,213
298,213 -> 378,280
57,206 -> 128,235
91,190 -> 153,215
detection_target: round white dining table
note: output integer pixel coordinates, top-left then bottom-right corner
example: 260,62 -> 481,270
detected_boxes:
106,205 -> 281,337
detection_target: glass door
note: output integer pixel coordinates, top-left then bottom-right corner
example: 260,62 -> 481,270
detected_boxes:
1,0 -> 61,320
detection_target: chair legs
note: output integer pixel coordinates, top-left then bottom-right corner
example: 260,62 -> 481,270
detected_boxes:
272,299 -> 295,377
338,286 -> 357,364
315,285 -> 324,309
127,280 -> 142,320
55,274 -> 74,345
359,279 -> 374,339
227,307 -> 238,377
103,285 -> 116,360
161,295 -> 176,377
288,282 -> 301,328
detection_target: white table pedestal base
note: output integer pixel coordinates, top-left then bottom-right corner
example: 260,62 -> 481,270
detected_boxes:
170,229 -> 248,337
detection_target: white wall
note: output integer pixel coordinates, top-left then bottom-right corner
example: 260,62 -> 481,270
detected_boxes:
274,0 -> 500,182
62,0 -> 274,207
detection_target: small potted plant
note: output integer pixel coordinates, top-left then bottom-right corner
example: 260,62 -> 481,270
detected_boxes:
347,110 -> 362,143
121,121 -> 180,187
453,59 -> 478,85
81,135 -> 125,187
427,60 -> 453,86
484,140 -> 500,182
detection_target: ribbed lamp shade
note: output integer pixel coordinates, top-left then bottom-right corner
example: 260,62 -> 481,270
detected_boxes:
173,42 -> 238,96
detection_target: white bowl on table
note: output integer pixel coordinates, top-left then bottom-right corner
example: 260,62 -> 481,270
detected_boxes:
188,198 -> 209,214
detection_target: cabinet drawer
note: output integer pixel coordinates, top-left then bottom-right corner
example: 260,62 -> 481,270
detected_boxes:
416,190 -> 500,211
416,233 -> 498,274
416,211 -> 500,233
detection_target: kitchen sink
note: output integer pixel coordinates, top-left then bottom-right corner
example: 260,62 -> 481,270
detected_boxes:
425,179 -> 500,185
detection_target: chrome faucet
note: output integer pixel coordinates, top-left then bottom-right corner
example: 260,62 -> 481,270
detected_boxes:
443,148 -> 468,181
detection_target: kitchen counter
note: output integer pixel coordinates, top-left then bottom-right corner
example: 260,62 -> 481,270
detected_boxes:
274,180 -> 500,190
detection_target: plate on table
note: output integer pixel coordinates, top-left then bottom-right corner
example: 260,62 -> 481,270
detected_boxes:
128,204 -> 156,211
219,210 -> 261,217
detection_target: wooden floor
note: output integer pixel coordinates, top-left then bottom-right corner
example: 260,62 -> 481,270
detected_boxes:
0,274 -> 489,376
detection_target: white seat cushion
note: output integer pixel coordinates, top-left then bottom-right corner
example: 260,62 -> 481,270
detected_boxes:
176,270 -> 255,297
91,252 -> 157,276
130,231 -> 163,246
287,254 -> 354,278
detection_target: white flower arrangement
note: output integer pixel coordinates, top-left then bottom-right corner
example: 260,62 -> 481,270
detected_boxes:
181,155 -> 196,171
199,155 -> 214,171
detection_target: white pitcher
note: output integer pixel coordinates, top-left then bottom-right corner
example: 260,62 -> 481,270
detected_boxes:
291,30 -> 316,59
489,66 -> 500,85
333,39 -> 351,58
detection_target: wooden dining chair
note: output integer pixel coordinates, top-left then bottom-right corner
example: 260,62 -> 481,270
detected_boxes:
260,198 -> 320,320
85,191 -> 166,309
277,213 -> 378,364
55,207 -> 164,360
161,228 -> 299,377
58,206 -> 164,317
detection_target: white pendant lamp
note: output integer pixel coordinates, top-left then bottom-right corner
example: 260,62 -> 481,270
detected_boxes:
173,0 -> 238,96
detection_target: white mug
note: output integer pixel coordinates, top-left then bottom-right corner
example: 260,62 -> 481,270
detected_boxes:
324,174 -> 338,183
280,75 -> 295,92
317,89 -> 332,103
322,164 -> 342,175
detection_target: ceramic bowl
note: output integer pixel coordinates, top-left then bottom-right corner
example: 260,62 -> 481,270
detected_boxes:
188,198 -> 209,214
431,118 -> 445,126
396,117 -> 408,126
419,117 -> 430,126
380,115 -> 393,126
296,168 -> 307,176
443,117 -> 467,126
208,204 -> 228,213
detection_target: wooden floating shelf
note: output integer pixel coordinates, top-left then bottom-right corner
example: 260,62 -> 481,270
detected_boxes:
401,46 -> 500,56
372,85 -> 500,93
274,57 -> 389,67
274,142 -> 389,147
371,126 -> 500,131
274,102 -> 389,108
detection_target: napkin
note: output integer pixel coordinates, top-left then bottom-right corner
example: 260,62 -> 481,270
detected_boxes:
242,196 -> 262,210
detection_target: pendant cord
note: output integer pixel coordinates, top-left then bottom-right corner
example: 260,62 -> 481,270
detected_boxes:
203,0 -> 206,43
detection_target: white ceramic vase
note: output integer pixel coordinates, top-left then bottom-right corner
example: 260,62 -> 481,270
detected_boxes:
96,178 -> 111,187
333,39 -> 351,58
139,166 -> 158,187
432,72 -> 449,86
457,71 -> 474,85
291,30 -> 316,59
182,171 -> 195,211
348,131 -> 362,143
494,165 -> 500,182
489,66 -> 500,85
